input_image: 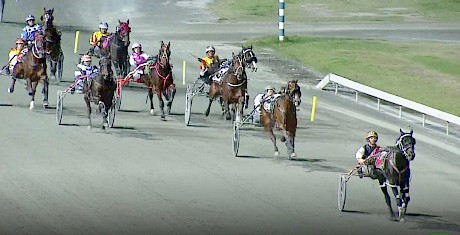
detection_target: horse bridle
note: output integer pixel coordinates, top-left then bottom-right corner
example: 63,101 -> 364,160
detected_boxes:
396,134 -> 416,161
232,55 -> 244,80
116,23 -> 131,46
32,35 -> 46,59
99,57 -> 112,80
242,48 -> 257,71
285,81 -> 301,106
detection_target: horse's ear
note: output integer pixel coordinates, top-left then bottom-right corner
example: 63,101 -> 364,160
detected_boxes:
51,8 -> 54,14
44,7 -> 46,12
168,41 -> 170,48
127,19 -> 129,24
40,15 -> 43,22
295,79 -> 298,83
410,129 -> 413,135
118,19 -> 121,24
250,45 -> 252,49
400,128 -> 404,134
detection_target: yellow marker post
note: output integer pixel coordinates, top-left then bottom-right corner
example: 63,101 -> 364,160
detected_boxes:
73,31 -> 80,54
182,61 -> 186,85
311,96 -> 317,122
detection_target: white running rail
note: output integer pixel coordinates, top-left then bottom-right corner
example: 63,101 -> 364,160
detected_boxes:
316,73 -> 460,135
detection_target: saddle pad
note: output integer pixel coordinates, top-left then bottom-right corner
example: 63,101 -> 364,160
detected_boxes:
102,35 -> 114,49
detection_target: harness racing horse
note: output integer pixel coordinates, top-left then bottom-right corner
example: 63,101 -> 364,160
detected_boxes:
144,41 -> 175,119
259,90 -> 297,158
83,57 -> 116,129
9,34 -> 49,109
372,129 -> 416,222
40,8 -> 62,80
279,80 -> 302,108
204,62 -> 225,117
101,20 -> 131,78
221,53 -> 247,122
240,45 -> 258,72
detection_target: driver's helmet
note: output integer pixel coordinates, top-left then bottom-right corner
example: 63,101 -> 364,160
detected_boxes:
99,22 -> 109,29
26,15 -> 35,22
205,45 -> 215,53
366,131 -> 378,140
15,38 -> 25,44
80,55 -> 92,63
265,85 -> 275,92
131,43 -> 142,50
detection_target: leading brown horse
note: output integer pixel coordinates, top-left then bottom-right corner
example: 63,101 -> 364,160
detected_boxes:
10,34 -> 49,109
83,56 -> 116,129
143,41 -> 175,119
40,7 -> 62,80
221,53 -> 247,122
260,89 -> 297,158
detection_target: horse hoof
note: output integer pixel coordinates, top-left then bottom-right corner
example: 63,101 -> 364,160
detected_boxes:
161,114 -> 165,119
43,102 -> 49,109
274,151 -> 279,156
399,218 -> 405,223
7,88 -> 13,93
290,152 -> 296,158
87,125 -> 92,130
29,101 -> 35,110
150,109 -> 154,115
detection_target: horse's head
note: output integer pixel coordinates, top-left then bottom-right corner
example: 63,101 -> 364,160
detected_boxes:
158,41 -> 171,67
116,19 -> 131,46
285,80 -> 301,107
99,56 -> 113,80
240,45 -> 258,72
40,8 -> 54,29
396,128 -> 416,161
33,34 -> 47,59
231,52 -> 245,80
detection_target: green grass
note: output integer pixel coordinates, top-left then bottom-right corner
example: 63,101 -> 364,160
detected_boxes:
250,36 -> 460,116
211,0 -> 460,23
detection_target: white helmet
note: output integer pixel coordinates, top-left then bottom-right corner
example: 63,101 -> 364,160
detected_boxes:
265,85 -> 275,91
80,55 -> 92,63
205,45 -> 215,53
131,43 -> 142,50
99,22 -> 109,29
26,15 -> 35,21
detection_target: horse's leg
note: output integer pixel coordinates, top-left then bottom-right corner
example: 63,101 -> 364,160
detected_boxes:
113,60 -> 121,77
26,78 -> 33,95
8,78 -> 16,93
223,101 -> 231,120
48,56 -> 56,79
391,186 -> 404,222
84,95 -> 92,128
157,89 -> 165,119
148,88 -> 155,115
29,81 -> 38,109
41,77 -> 49,108
379,180 -> 396,220
268,127 -> 279,156
284,131 -> 296,158
165,85 -> 176,115
98,101 -> 107,129
218,97 -> 225,117
205,98 -> 213,117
